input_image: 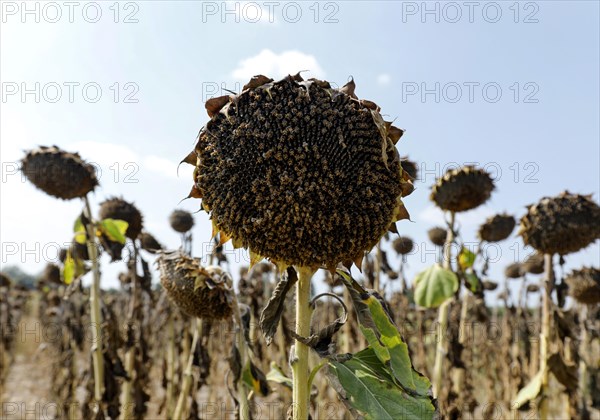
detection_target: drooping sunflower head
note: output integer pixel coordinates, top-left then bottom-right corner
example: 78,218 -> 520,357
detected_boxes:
392,236 -> 414,255
478,213 -> 515,243
169,210 -> 195,233
99,197 -> 144,239
430,166 -> 495,213
564,267 -> 600,305
158,250 -> 234,319
427,227 -> 447,246
188,74 -> 413,270
21,146 -> 98,200
519,191 -> 600,256
522,252 -> 544,275
504,262 -> 523,279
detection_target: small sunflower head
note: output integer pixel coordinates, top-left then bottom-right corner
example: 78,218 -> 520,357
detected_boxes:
427,227 -> 447,246
523,252 -> 544,275
189,74 -> 413,269
99,197 -> 144,239
478,213 -> 516,243
482,280 -> 498,291
139,231 -> 163,253
21,146 -> 98,200
169,210 -> 195,233
0,273 -> 13,289
504,263 -> 523,279
42,263 -> 61,285
565,267 -> 600,305
400,157 -> 419,180
392,236 -> 414,255
430,166 -> 495,213
519,191 -> 600,255
526,284 -> 540,294
158,250 -> 234,319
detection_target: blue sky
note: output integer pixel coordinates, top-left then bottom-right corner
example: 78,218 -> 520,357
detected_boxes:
1,1 -> 599,301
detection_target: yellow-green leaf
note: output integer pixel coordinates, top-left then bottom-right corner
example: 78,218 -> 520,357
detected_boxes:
99,218 -> 128,244
458,247 -> 476,270
73,217 -> 87,244
63,251 -> 75,284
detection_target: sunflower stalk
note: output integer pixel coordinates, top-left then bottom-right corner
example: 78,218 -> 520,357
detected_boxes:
173,318 -> 201,420
292,266 -> 315,420
120,242 -> 141,419
539,253 -> 555,418
432,211 -> 455,399
83,196 -> 105,407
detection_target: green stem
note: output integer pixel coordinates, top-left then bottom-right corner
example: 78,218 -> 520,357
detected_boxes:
292,266 -> 315,420
83,196 -> 104,405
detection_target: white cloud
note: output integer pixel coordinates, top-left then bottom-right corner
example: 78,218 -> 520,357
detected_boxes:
231,49 -> 325,81
377,73 -> 391,86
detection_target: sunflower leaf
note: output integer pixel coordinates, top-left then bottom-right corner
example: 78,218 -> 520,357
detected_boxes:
259,267 -> 297,346
413,264 -> 458,308
99,218 -> 129,244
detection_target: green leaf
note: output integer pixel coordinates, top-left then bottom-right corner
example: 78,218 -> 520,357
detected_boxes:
464,271 -> 480,293
327,348 -> 436,420
73,217 -> 86,245
63,251 -> 75,285
513,370 -> 544,408
241,361 -> 270,396
99,218 -> 128,244
413,264 -> 458,308
266,362 -> 292,388
458,247 -> 476,270
363,295 -> 416,391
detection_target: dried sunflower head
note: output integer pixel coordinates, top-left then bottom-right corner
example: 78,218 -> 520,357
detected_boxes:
526,284 -> 540,294
139,231 -> 163,253
428,227 -> 447,246
519,191 -> 600,255
158,250 -> 234,319
504,263 -> 523,279
482,280 -> 498,291
188,74 -> 413,270
523,252 -> 544,275
21,146 -> 98,200
565,267 -> 600,305
478,213 -> 515,243
400,157 -> 418,180
42,263 -> 61,285
99,197 -> 144,239
392,236 -> 414,255
430,166 -> 495,213
0,273 -> 12,288
169,210 -> 195,233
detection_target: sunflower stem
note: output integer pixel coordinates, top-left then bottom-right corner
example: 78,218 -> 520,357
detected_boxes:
292,266 -> 315,420
539,253 -> 555,418
432,211 -> 455,399
173,318 -> 201,420
83,196 -> 105,407
231,295 -> 250,420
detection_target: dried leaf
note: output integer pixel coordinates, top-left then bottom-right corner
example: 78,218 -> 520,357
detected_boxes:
259,267 -> 297,345
205,95 -> 230,118
243,75 -> 273,91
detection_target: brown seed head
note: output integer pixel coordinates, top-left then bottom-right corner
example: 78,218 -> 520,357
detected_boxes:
523,252 -> 545,275
191,75 -> 412,268
158,250 -> 234,319
519,191 -> 600,255
430,166 -> 495,212
21,146 -> 98,200
140,231 -> 163,253
169,210 -> 195,233
428,227 -> 447,246
565,267 -> 600,304
392,236 -> 414,255
504,263 -> 523,279
478,213 -> 515,242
